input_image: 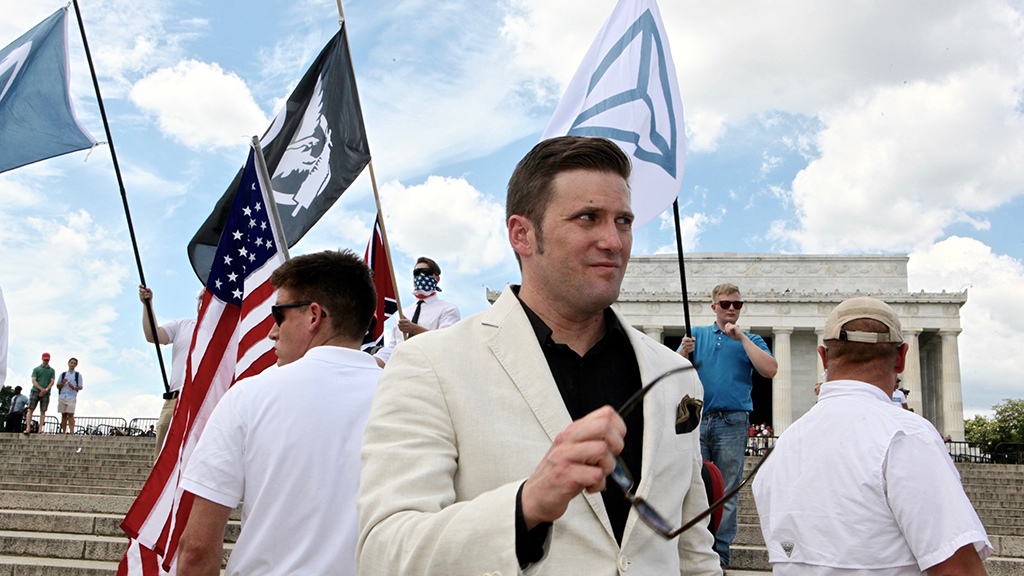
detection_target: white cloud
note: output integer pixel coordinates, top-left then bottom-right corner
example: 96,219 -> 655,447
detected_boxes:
380,176 -> 508,274
130,60 -> 270,150
656,210 -> 721,253
0,209 -> 129,372
908,237 -> 1024,411
769,67 -> 1024,253
500,1 -> 1023,153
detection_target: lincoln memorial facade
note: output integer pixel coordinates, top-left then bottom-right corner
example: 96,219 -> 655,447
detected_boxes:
490,253 -> 967,440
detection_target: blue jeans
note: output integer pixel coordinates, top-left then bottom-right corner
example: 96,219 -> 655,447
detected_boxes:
700,410 -> 749,566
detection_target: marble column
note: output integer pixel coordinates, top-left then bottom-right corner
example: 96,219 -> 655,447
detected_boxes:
939,329 -> 965,441
902,328 -> 923,415
772,327 -> 793,434
814,328 -> 825,382
641,325 -> 665,345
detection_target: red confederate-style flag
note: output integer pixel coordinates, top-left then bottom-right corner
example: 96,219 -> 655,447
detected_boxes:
117,144 -> 285,575
362,216 -> 397,350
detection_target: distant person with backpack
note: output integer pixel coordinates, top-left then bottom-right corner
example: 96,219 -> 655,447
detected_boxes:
56,358 -> 83,434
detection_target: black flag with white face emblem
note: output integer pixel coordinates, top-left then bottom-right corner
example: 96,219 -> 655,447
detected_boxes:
187,25 -> 370,283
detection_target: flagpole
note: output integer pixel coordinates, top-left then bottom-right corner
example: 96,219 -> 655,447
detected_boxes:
71,0 -> 171,394
333,0 -> 406,322
366,162 -> 404,317
251,136 -> 291,261
672,199 -> 693,349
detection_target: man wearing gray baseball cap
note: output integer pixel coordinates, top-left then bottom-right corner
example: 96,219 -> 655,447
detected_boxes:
752,297 -> 991,575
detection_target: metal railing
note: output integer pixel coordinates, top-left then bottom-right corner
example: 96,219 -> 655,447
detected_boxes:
943,440 -> 992,463
992,442 -> 1024,465
129,418 -> 159,437
73,417 -> 129,436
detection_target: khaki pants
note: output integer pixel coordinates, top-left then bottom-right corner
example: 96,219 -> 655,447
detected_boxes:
154,397 -> 177,460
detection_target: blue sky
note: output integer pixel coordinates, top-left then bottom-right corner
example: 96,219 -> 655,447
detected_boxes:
2,0 -> 1023,422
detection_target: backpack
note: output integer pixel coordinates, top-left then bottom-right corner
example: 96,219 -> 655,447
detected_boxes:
60,371 -> 81,388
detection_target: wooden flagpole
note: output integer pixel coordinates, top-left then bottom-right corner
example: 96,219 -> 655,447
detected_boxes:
334,0 -> 406,324
71,0 -> 171,393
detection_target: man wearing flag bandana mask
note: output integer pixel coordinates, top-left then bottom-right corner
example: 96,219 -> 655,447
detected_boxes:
374,257 -> 460,367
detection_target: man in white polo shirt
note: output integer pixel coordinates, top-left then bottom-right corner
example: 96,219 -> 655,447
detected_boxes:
176,250 -> 381,576
753,297 -> 991,575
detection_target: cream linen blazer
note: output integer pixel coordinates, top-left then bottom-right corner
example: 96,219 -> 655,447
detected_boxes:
358,287 -> 721,576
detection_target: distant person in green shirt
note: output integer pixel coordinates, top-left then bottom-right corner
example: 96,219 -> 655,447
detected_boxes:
25,352 -> 55,435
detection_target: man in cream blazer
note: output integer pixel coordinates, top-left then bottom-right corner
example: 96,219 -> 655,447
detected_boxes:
358,137 -> 721,576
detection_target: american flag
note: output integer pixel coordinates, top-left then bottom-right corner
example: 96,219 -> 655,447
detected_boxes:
118,144 -> 286,575
362,216 -> 397,350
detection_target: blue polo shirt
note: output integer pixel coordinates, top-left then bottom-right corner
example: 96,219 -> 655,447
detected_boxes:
687,323 -> 772,413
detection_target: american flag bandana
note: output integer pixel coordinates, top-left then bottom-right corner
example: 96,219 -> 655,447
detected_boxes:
413,273 -> 439,298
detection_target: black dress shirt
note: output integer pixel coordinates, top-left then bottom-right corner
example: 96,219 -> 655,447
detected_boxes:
514,291 -> 643,566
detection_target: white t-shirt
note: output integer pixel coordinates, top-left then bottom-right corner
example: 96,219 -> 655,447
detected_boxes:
161,318 -> 196,393
374,293 -> 460,364
180,346 -> 380,576
891,389 -> 907,407
753,380 -> 991,575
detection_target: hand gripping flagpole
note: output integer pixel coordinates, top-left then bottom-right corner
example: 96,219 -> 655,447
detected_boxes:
71,0 -> 170,394
334,0 -> 408,336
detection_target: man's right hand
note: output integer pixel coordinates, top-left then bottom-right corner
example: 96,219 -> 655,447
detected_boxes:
520,406 -> 625,529
678,336 -> 695,356
139,285 -> 153,302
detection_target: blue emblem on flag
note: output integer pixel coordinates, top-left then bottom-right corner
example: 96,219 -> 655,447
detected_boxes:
567,9 -> 678,178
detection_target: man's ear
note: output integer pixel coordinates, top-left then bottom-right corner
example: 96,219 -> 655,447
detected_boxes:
817,345 -> 828,370
308,302 -> 327,334
894,342 -> 909,373
508,215 -> 536,259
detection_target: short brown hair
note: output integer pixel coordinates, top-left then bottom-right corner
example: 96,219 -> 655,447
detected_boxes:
824,318 -> 901,365
415,256 -> 441,276
711,283 -> 740,302
506,136 -> 631,260
270,250 -> 376,340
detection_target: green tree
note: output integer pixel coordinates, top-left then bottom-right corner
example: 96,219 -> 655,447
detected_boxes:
964,398 -> 1024,453
0,385 -> 13,415
992,398 -> 1024,445
965,414 -> 999,451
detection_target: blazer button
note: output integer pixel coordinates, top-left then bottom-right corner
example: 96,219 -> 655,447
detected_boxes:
618,555 -> 629,571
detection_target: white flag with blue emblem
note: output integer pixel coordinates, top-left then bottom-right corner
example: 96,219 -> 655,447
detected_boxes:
542,0 -> 684,229
0,8 -> 96,175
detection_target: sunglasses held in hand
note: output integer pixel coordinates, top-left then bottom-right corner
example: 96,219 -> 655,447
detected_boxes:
608,363 -> 773,539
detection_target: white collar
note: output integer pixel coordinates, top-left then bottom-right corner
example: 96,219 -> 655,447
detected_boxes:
818,379 -> 893,404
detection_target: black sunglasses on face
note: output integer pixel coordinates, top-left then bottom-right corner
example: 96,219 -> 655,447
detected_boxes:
271,302 -> 326,326
715,300 -> 743,310
412,268 -> 433,277
608,363 -> 773,539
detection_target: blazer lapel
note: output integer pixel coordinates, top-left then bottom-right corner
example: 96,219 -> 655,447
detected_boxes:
483,287 -> 618,544
617,310 -> 680,547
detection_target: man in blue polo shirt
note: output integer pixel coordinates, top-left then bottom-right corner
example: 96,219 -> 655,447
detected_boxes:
679,283 -> 777,568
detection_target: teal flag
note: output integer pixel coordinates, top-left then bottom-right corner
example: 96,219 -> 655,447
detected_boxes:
0,8 -> 96,174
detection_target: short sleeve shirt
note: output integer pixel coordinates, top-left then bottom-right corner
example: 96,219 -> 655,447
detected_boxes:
689,324 -> 771,413
753,380 -> 992,574
31,365 -> 55,389
162,318 -> 197,392
58,371 -> 82,399
891,389 -> 907,407
181,346 -> 380,576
